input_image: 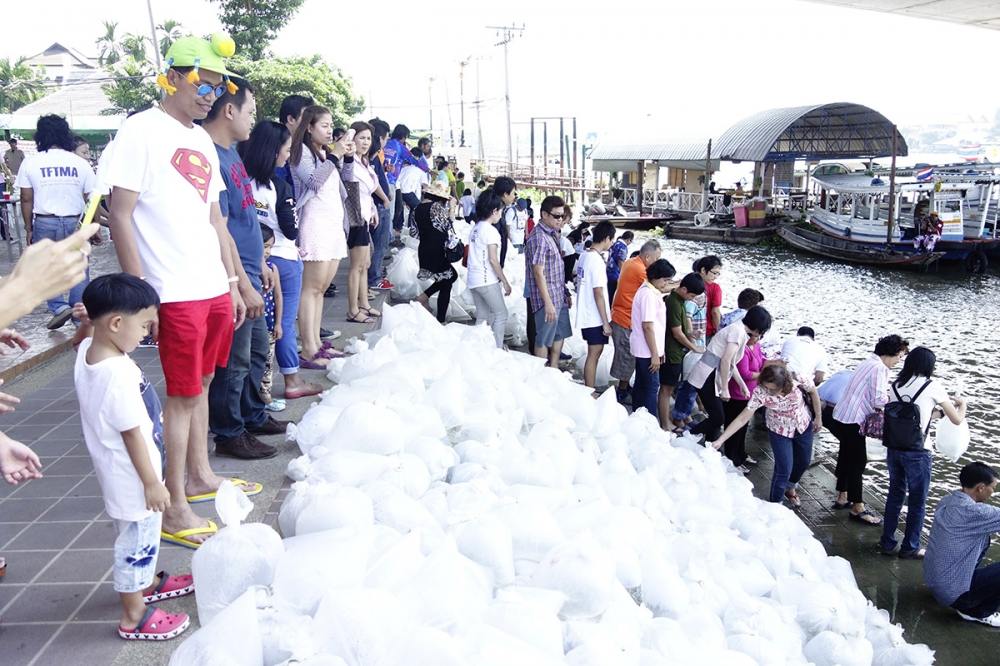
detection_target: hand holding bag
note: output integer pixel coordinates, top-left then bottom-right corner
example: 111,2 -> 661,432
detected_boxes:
861,409 -> 884,440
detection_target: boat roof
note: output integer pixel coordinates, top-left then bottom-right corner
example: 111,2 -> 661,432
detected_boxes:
812,173 -> 1000,193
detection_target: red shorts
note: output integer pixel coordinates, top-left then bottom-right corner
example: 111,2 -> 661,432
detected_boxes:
157,293 -> 234,397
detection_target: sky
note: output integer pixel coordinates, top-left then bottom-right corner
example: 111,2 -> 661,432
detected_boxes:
4,0 -> 1000,159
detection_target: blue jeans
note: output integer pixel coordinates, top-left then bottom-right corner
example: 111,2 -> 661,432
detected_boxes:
368,204 -> 392,287
270,256 -> 302,375
32,215 -> 89,313
768,424 -> 814,502
880,448 -> 932,554
671,380 -> 699,421
632,357 -> 660,419
953,559 -> 1000,619
208,315 -> 268,441
401,191 -> 421,233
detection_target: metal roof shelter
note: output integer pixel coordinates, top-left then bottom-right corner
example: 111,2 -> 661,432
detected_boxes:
591,143 -> 720,172
805,0 -> 1000,31
713,102 -> 908,162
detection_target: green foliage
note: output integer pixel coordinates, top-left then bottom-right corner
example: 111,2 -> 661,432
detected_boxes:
157,19 -> 184,54
211,0 -> 306,61
231,55 -> 364,127
101,57 -> 158,116
0,57 -> 45,113
96,20 -> 121,67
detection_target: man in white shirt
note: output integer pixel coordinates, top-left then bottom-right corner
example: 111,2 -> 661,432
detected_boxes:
781,326 -> 830,385
397,146 -> 428,233
15,114 -> 97,329
106,34 -> 254,549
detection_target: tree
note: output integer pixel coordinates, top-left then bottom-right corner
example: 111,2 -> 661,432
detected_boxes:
231,55 -> 364,127
96,21 -> 122,66
0,57 -> 45,113
212,0 -> 306,61
120,34 -> 149,63
157,19 -> 184,54
101,58 -> 158,116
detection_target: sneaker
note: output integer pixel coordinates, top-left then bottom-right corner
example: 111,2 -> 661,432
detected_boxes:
374,278 -> 395,290
324,283 -> 337,298
46,307 -> 74,330
215,433 -> 277,460
246,415 -> 289,436
265,399 -> 287,412
319,327 -> 341,340
957,610 -> 1000,627
559,352 -> 571,361
138,335 -> 158,348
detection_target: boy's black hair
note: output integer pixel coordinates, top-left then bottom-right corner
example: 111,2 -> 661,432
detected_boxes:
417,136 -> 432,149
679,272 -> 705,295
204,76 -> 255,123
279,94 -> 313,126
591,220 -> 616,244
494,176 -> 516,197
82,273 -> 160,321
391,124 -> 410,141
960,462 -> 999,489
797,326 -> 815,339
457,171 -> 465,179
621,230 -> 635,241
464,188 -> 472,196
260,223 -> 274,243
737,288 -> 764,309
743,305 -> 773,335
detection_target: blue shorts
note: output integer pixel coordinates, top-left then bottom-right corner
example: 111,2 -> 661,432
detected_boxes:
581,325 -> 609,346
112,513 -> 163,593
533,306 -> 572,348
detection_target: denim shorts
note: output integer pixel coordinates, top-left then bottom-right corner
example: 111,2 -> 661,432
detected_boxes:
533,306 -> 572,348
112,513 -> 163,593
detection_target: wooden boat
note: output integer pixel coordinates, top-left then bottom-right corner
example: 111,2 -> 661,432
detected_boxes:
582,214 -> 680,230
661,219 -> 776,245
777,225 -> 943,268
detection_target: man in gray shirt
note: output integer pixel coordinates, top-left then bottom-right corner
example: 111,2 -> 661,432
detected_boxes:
924,462 -> 1000,626
4,138 -> 25,175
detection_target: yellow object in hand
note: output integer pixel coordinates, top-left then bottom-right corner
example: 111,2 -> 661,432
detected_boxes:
80,194 -> 102,229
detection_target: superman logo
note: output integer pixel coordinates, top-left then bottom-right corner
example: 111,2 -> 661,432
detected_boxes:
170,148 -> 212,202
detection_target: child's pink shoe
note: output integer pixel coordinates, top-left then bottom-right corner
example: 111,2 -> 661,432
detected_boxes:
118,607 -> 190,641
143,571 -> 195,604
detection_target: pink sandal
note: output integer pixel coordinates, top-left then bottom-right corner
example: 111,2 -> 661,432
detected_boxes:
143,571 -> 195,604
118,606 -> 190,641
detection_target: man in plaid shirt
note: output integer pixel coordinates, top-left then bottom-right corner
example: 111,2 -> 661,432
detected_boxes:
525,195 -> 572,366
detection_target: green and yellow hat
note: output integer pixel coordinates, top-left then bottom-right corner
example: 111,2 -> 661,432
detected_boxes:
156,33 -> 238,96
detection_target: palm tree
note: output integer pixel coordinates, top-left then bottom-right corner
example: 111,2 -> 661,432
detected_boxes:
157,19 -> 184,55
96,20 -> 122,67
120,34 -> 149,63
0,57 -> 45,113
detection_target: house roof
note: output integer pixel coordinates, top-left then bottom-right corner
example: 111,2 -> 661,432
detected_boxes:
23,43 -> 98,70
0,81 -> 124,132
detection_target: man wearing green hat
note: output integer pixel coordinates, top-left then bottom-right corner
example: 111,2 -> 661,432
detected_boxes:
106,34 -> 261,549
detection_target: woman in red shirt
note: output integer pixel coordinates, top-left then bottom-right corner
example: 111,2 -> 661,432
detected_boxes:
694,255 -> 723,337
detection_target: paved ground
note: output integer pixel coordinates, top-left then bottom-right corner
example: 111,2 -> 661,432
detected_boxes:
0,262 -> 381,666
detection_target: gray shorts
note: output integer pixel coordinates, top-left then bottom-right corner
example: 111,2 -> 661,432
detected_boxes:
112,512 -> 163,593
610,321 -> 635,380
533,305 -> 572,348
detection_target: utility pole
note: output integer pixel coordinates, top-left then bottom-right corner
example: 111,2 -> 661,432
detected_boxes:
487,23 -> 524,167
145,0 -> 161,70
444,79 -> 454,148
474,59 -> 484,162
427,77 -> 434,138
459,57 -> 469,147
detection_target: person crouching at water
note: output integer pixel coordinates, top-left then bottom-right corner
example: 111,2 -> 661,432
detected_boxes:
830,334 -> 909,525
879,346 -> 966,559
925,462 -> 1000,627
709,364 -> 821,506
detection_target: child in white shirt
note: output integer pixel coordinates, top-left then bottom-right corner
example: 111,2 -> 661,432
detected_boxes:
75,273 -> 194,641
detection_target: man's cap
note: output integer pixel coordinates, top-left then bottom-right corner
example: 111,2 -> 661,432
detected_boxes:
164,33 -> 236,76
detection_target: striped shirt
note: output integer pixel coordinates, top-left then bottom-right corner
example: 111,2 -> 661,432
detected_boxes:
832,354 -> 889,425
924,491 -> 1000,606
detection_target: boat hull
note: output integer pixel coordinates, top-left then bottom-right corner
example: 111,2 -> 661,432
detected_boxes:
778,225 -> 943,268
661,220 -> 776,245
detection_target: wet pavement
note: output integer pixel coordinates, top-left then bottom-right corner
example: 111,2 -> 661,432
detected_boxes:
0,263 -> 381,666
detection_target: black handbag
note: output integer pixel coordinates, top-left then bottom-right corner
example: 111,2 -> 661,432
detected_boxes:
445,239 -> 465,264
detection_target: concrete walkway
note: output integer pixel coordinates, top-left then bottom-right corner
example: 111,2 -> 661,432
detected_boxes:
0,264 -> 381,666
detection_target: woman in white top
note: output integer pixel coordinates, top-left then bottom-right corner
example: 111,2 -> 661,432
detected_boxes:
239,120 -> 324,400
290,107 -> 353,367
466,189 -> 511,348
345,121 -> 390,324
576,221 -> 616,390
880,346 -> 967,559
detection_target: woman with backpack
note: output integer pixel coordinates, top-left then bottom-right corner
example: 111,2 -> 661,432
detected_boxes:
709,364 -> 822,506
879,347 -> 967,559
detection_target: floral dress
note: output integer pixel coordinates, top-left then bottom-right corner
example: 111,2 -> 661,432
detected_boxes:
416,201 -> 459,282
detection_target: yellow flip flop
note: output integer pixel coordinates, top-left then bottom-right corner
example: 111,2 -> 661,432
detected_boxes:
160,520 -> 218,550
186,478 -> 263,504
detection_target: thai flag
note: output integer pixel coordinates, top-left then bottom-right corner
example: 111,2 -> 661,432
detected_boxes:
915,167 -> 934,182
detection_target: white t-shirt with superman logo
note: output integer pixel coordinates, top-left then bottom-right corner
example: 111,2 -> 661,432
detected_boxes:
104,108 -> 228,303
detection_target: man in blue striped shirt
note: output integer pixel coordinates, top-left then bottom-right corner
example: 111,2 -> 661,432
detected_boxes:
924,462 -> 1000,626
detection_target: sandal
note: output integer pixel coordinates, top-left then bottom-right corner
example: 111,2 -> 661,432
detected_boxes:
315,347 -> 347,359
346,311 -> 375,324
298,354 -> 328,370
362,307 -> 382,317
849,509 -> 883,526
285,383 -> 324,400
143,571 -> 195,604
784,490 -> 802,508
119,606 -> 190,641
832,501 -> 852,510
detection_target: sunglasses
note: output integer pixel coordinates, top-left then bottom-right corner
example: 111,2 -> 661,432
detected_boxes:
547,212 -> 566,220
195,82 -> 227,98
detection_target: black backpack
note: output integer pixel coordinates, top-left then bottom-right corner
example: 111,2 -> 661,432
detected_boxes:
883,380 -> 932,451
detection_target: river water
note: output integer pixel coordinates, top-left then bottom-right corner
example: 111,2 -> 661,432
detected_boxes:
648,235 -> 999,512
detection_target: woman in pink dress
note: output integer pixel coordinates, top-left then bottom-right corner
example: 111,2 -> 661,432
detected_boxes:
289,107 -> 353,367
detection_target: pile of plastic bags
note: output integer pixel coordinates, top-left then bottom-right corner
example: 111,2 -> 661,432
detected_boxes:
171,303 -> 934,665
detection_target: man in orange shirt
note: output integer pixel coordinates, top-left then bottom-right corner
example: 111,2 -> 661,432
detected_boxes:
610,240 -> 669,403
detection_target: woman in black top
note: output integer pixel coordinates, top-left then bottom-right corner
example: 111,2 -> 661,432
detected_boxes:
415,181 -> 459,323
